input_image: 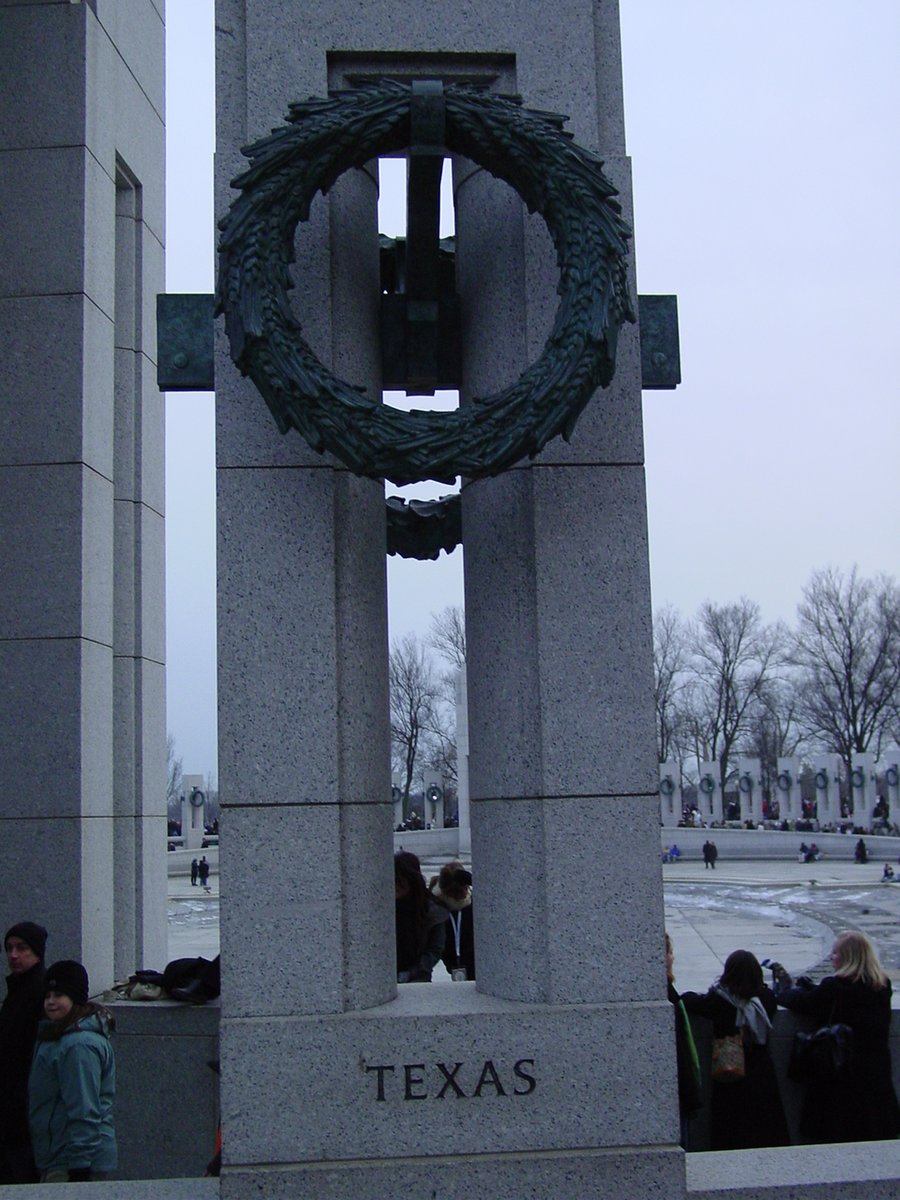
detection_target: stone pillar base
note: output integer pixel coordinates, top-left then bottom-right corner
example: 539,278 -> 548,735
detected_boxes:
219,985 -> 684,1198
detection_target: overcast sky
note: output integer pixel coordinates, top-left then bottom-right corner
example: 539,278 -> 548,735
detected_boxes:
164,1 -> 899,781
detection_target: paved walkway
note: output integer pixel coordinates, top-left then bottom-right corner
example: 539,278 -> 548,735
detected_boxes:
166,857 -> 900,1003
661,859 -> 900,1000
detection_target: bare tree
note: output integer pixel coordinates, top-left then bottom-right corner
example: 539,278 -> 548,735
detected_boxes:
389,634 -> 438,813
739,679 -> 806,803
793,566 -> 900,784
653,605 -> 690,763
390,629 -> 460,818
428,605 -> 466,670
166,733 -> 183,808
686,599 -> 786,794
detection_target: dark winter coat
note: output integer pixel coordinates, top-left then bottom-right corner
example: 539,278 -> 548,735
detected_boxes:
668,983 -> 702,1122
779,975 -> 900,1143
0,962 -> 46,1150
428,882 -> 475,980
681,983 -> 789,1150
395,896 -> 447,982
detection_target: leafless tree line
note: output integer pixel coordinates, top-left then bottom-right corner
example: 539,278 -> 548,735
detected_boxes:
390,606 -> 466,814
654,566 -> 900,797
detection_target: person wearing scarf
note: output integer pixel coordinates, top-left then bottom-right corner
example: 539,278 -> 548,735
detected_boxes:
681,949 -> 789,1150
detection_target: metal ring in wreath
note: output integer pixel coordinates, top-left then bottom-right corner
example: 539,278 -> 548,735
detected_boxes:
886,765 -> 899,789
216,80 -> 635,557
777,771 -> 792,792
659,776 -> 675,797
814,769 -> 829,791
739,773 -> 753,794
850,767 -> 865,789
699,775 -> 715,795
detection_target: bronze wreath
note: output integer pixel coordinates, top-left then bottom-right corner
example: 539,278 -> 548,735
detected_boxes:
217,80 -> 634,553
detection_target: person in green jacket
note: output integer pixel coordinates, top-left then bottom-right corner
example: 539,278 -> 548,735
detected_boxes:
28,961 -> 116,1183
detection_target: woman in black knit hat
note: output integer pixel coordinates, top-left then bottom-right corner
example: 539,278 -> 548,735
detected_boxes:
28,960 -> 117,1183
0,921 -> 48,1183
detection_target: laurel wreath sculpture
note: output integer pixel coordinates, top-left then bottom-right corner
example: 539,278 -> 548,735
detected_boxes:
217,80 -> 635,558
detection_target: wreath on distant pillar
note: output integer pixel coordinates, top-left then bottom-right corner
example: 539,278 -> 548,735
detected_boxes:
217,80 -> 634,558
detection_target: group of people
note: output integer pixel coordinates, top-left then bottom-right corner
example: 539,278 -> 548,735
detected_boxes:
395,853 -> 475,982
189,856 -> 211,888
0,922 -> 115,1184
668,929 -> 900,1150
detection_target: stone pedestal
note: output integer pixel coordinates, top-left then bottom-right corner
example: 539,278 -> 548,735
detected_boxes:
659,760 -> 682,827
777,757 -> 802,823
215,2 -> 684,1197
850,752 -> 878,827
180,774 -> 207,851
737,756 -> 763,825
699,761 -> 723,825
0,0 -> 166,987
812,754 -> 842,826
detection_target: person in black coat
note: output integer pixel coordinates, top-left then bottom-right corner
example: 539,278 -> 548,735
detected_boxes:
666,934 -> 702,1147
775,930 -> 900,1143
0,921 -> 48,1183
394,852 -> 446,983
682,949 -> 789,1151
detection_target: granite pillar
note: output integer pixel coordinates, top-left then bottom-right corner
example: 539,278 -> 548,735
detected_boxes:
0,0 -> 166,987
215,2 -> 684,1196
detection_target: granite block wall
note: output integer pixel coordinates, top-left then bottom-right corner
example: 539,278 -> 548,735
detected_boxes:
0,0 -> 166,985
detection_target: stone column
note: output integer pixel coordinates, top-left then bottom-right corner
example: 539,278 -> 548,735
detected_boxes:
659,761 -> 681,827
812,753 -> 842,827
699,761 -> 724,825
0,1 -> 166,986
214,2 -> 684,1196
456,665 -> 472,854
849,752 -> 878,828
777,756 -> 802,823
737,756 -> 764,825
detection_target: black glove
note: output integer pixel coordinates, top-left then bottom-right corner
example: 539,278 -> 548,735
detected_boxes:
795,975 -> 815,991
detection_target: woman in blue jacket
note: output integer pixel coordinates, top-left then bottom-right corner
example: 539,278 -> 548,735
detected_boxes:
28,960 -> 116,1183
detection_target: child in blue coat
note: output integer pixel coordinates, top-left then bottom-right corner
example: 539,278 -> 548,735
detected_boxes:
28,960 -> 116,1183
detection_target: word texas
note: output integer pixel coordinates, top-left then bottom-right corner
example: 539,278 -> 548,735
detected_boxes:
365,1058 -> 537,1101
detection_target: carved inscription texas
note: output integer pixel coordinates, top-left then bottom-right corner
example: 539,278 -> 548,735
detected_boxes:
365,1058 -> 536,1101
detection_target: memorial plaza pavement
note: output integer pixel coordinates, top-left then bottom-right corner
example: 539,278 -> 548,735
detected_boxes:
167,854 -> 900,1004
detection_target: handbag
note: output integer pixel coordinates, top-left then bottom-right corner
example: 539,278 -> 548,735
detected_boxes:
711,1031 -> 745,1082
788,1023 -> 853,1083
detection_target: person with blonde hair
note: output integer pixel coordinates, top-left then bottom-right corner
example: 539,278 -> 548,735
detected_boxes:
776,930 -> 900,1142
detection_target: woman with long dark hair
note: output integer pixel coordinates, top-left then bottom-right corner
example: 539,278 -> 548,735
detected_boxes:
776,930 -> 900,1143
681,949 -> 789,1150
28,961 -> 116,1183
394,852 -> 447,982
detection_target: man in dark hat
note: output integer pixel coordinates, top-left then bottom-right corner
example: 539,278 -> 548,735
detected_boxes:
0,921 -> 48,1183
